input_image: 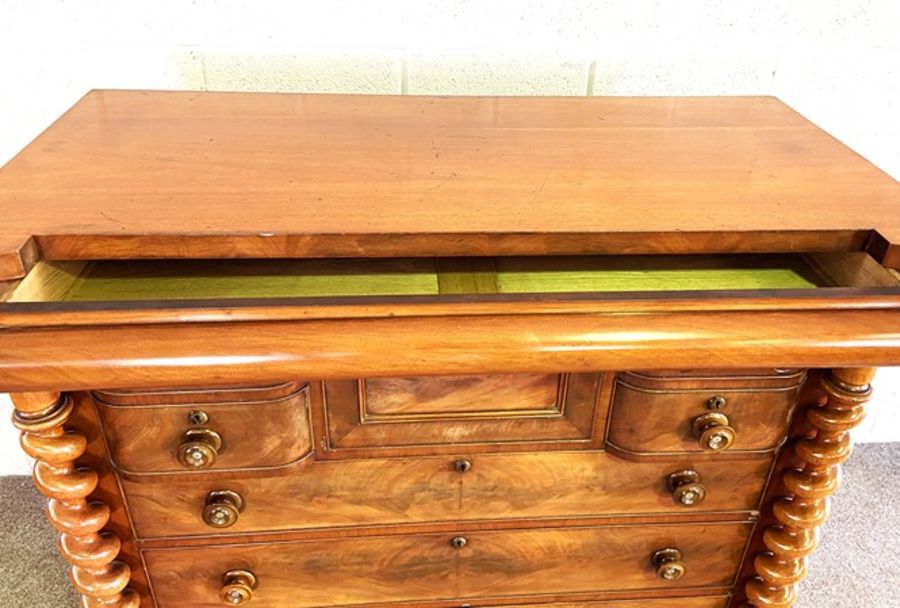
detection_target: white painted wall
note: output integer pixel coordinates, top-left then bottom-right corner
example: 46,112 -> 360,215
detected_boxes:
1,1 -> 898,474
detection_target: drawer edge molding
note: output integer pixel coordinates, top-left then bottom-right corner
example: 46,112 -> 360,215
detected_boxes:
112,450 -> 316,480
738,368 -> 874,607
10,391 -> 140,608
3,310 -> 900,392
92,380 -> 307,407
605,442 -> 784,460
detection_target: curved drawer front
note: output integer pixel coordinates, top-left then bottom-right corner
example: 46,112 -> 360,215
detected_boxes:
94,382 -> 311,473
122,451 -> 771,538
143,521 -> 751,607
607,370 -> 804,455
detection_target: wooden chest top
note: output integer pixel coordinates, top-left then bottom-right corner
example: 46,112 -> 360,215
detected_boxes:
0,91 -> 899,279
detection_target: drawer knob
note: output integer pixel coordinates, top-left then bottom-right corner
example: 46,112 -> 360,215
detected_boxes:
451,536 -> 468,549
220,569 -> 257,605
203,490 -> 245,528
454,459 -> 472,473
178,428 -> 223,469
651,548 -> 686,581
692,412 -> 735,452
666,470 -> 707,506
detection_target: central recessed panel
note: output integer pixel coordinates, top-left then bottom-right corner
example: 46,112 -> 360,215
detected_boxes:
362,373 -> 564,420
320,372 -> 607,457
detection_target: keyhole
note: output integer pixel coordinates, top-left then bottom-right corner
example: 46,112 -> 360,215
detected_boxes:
188,410 -> 209,425
706,395 -> 727,410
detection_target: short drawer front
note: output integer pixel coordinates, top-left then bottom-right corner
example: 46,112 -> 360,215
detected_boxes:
122,451 -> 770,538
607,371 -> 803,455
143,522 -> 751,607
95,384 -> 311,473
320,372 -> 607,457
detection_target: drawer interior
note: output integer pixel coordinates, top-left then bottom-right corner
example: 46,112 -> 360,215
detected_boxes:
6,251 -> 898,303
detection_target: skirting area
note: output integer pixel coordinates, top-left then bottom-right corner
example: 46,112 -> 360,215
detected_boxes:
1,442 -> 898,607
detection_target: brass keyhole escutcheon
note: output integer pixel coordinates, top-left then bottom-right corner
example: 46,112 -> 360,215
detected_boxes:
203,490 -> 245,528
188,410 -> 210,425
706,395 -> 727,410
692,412 -> 736,452
454,459 -> 472,473
178,428 -> 223,469
219,569 -> 257,605
666,470 -> 708,507
451,536 -> 468,549
651,548 -> 686,581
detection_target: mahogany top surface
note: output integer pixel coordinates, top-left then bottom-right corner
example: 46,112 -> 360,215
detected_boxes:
1,90 -> 898,278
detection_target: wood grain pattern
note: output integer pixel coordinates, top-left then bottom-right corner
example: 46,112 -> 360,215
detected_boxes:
2,311 -> 900,393
143,521 -> 752,607
1,92 -> 899,608
11,391 -> 140,607
362,373 -> 563,417
94,386 -> 311,474
607,374 -> 803,455
119,450 -> 773,539
321,373 -> 603,457
2,92 -> 900,279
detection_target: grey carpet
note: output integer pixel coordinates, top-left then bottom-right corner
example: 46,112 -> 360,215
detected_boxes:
1,443 -> 898,608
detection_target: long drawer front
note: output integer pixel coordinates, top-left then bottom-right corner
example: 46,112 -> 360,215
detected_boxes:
121,451 -> 771,538
143,521 -> 751,607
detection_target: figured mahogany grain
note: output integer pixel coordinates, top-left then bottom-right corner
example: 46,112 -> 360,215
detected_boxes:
607,372 -> 803,455
119,450 -> 772,539
321,373 -> 605,456
94,386 -> 311,473
142,521 -> 752,607
363,373 -> 562,417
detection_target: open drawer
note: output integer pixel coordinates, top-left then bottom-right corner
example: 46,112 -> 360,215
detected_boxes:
1,251 -> 899,393
4,251 -> 899,303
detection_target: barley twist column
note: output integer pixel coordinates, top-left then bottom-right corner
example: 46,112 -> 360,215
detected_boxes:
742,368 -> 874,608
11,391 -> 140,608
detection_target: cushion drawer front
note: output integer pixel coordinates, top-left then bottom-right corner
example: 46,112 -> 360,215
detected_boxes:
143,522 -> 751,607
121,451 -> 771,538
606,370 -> 804,455
321,372 -> 607,456
94,382 -> 311,473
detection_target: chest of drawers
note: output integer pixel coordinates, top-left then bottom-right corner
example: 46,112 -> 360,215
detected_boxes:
2,92 -> 899,608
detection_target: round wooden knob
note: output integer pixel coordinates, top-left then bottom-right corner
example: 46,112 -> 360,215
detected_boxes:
692,412 -> 735,452
651,548 -> 686,581
219,569 -> 257,604
666,470 -> 707,507
203,490 -> 245,528
454,459 -> 472,473
177,428 -> 223,469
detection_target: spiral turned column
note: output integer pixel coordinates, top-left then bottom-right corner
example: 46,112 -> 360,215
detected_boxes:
11,391 -> 140,608
742,368 -> 874,608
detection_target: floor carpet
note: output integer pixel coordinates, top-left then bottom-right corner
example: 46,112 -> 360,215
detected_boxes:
1,442 -> 898,607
